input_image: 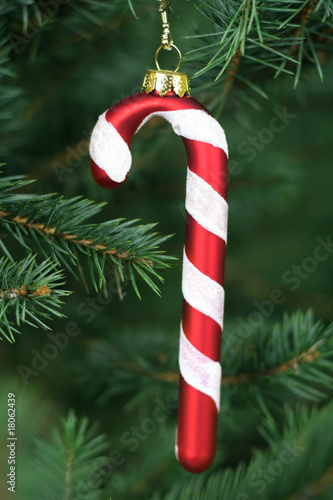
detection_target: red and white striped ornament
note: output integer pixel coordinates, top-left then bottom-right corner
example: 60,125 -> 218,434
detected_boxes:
89,70 -> 228,473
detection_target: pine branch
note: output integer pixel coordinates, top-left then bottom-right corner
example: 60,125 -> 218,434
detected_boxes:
64,447 -> 75,500
223,47 -> 242,96
97,334 -> 325,387
221,310 -> 333,403
0,173 -> 174,296
0,254 -> 70,342
223,344 -> 323,386
33,410 -> 108,500
104,429 -> 176,500
214,0 -> 251,105
287,465 -> 333,499
157,402 -> 333,500
186,0 -> 333,98
77,311 -> 333,409
290,0 -> 319,59
76,326 -> 179,408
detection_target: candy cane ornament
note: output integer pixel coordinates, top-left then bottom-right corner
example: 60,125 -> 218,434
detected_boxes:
89,67 -> 228,472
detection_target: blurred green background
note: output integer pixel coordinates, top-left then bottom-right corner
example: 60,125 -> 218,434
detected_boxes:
0,1 -> 333,499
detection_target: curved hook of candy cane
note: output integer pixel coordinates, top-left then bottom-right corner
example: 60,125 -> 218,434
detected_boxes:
89,91 -> 229,473
90,92 -> 228,188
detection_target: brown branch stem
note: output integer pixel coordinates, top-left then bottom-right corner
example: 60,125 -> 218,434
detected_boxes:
64,447 -> 74,500
0,285 -> 50,299
291,0 -> 319,58
0,210 -> 139,262
217,0 -> 248,113
288,464 -> 333,499
129,339 -> 325,386
224,48 -> 242,96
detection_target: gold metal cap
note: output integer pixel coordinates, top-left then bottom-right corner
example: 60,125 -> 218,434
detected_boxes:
142,69 -> 191,97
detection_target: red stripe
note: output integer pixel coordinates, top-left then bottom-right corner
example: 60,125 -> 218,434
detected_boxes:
105,91 -> 207,145
182,299 -> 222,362
177,376 -> 218,473
184,138 -> 228,200
90,90 -> 227,473
90,158 -> 128,190
185,213 -> 225,285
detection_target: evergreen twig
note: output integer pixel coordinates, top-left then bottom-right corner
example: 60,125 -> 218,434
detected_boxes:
33,411 -> 108,500
78,311 -> 333,407
0,173 -> 174,297
186,0 -> 333,96
0,254 -> 70,342
158,402 -> 333,500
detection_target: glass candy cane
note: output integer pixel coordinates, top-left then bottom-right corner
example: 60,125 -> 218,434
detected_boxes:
89,28 -> 228,475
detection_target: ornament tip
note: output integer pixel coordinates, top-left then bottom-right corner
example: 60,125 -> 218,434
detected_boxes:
177,448 -> 215,473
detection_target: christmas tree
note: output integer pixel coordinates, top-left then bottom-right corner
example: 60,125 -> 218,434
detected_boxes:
1,0 -> 333,498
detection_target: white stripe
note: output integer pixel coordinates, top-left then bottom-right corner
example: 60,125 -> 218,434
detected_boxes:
175,428 -> 179,459
182,249 -> 225,328
179,326 -> 221,410
136,109 -> 228,156
89,112 -> 132,183
185,168 -> 228,242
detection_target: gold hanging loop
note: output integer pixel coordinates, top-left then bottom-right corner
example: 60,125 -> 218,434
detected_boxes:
155,43 -> 182,72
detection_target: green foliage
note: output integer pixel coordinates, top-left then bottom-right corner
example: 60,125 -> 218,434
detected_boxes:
187,0 -> 333,95
0,0 -> 149,155
0,171 -> 174,341
0,172 -> 173,296
76,326 -> 179,408
0,1 -> 333,499
33,411 -> 108,500
75,310 -> 333,412
158,402 -> 333,500
0,254 -> 69,342
222,310 -> 333,405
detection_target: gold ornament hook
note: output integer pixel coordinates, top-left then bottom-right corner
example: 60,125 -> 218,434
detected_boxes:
155,0 -> 182,72
141,1 -> 190,97
157,0 -> 173,50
